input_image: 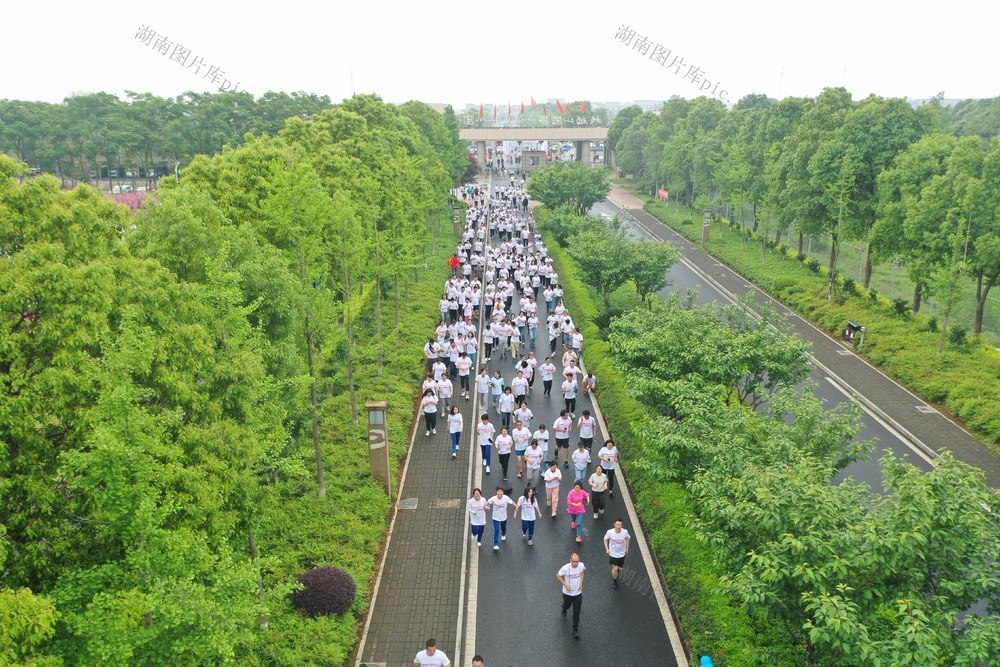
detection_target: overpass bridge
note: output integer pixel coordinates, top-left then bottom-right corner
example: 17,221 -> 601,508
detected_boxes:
459,127 -> 609,167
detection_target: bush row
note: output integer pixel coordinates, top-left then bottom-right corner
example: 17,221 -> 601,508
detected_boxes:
538,207 -> 797,665
645,200 -> 1000,452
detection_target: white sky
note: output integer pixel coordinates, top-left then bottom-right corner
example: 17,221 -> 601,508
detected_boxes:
3,0 -> 998,107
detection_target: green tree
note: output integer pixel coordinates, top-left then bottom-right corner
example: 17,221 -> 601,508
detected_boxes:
625,239 -> 680,305
526,161 -> 610,214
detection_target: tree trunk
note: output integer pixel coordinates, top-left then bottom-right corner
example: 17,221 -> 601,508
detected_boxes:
827,234 -> 839,300
248,530 -> 269,629
863,246 -> 874,289
751,200 -> 759,233
394,275 -> 400,334
298,241 -> 326,499
974,271 -> 997,336
798,231 -> 804,256
344,264 -> 359,425
913,282 -> 923,313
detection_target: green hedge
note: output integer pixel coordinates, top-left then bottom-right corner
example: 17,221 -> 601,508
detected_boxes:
644,200 -> 1000,453
249,215 -> 456,666
540,207 -> 798,665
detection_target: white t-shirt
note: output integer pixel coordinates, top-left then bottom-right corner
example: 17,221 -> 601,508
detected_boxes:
558,562 -> 586,596
422,396 -> 438,414
553,417 -> 572,441
448,412 -> 463,434
561,379 -> 578,399
517,495 -> 539,522
578,416 -> 596,439
589,472 -> 609,492
543,467 -> 562,489
476,374 -> 490,393
572,448 -> 591,471
511,376 -> 529,395
499,393 -> 515,412
476,422 -> 495,446
525,447 -> 544,469
539,362 -> 557,381
598,446 -> 617,470
488,494 -> 515,521
533,428 -> 549,451
456,357 -> 472,376
512,426 -> 532,450
604,528 -> 631,558
495,433 -> 513,454
414,648 -> 451,667
513,407 -> 533,429
466,497 -> 487,526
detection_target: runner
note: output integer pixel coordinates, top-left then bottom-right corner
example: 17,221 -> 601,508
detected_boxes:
486,486 -> 515,551
466,488 -> 487,547
552,409 -> 573,467
448,405 -> 463,459
577,409 -> 596,449
494,426 -> 514,481
543,460 -> 562,517
476,413 -> 495,475
476,367 -> 491,407
456,350 -> 473,399
524,439 -> 544,488
512,419 -> 532,479
414,638 -> 451,667
420,389 -> 438,436
603,519 -> 632,589
566,482 -> 590,543
561,372 -> 578,419
533,423 -> 550,467
588,465 -> 609,519
539,356 -> 557,397
557,554 -> 586,640
514,485 -> 540,545
571,442 -> 591,485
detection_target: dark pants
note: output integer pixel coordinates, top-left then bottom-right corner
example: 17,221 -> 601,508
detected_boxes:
424,412 -> 437,431
499,452 -> 511,478
470,523 -> 485,542
543,379 -> 553,396
606,467 -> 617,492
550,337 -> 558,353
562,593 -> 582,630
565,397 -> 576,414
592,490 -> 606,514
521,518 -> 535,540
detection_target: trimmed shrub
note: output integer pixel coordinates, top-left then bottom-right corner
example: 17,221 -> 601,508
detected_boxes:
948,324 -> 968,346
290,566 -> 357,616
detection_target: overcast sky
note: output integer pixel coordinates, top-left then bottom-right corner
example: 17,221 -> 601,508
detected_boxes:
4,0 -> 997,108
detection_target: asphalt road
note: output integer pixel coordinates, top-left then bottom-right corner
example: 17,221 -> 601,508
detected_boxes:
468,182 -> 679,667
589,199 -> 935,495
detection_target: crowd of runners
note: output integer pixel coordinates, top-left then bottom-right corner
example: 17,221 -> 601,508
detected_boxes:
412,175 -> 637,659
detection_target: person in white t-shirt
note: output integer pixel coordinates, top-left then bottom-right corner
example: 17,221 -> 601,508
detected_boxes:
413,638 -> 451,667
447,406 -> 463,459
513,403 -> 534,432
542,460 -> 562,516
485,487 -> 515,551
476,368 -> 490,407
494,427 -> 514,481
571,442 -> 591,485
532,424 -> 550,466
512,420 -> 532,479
553,410 -> 573,467
514,485 -> 540,545
466,488 -> 487,547
603,519 -> 632,589
476,413 -> 495,474
455,352 -> 473,399
420,389 -> 438,436
539,356 -> 557,397
577,410 -> 596,449
561,373 -> 578,419
523,440 -> 544,488
556,554 -> 586,639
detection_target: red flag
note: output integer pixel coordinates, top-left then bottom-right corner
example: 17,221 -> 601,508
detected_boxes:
580,102 -> 586,113
508,102 -> 512,116
521,101 -> 525,114
493,105 -> 497,120
479,103 -> 483,118
531,96 -> 537,109
556,99 -> 563,113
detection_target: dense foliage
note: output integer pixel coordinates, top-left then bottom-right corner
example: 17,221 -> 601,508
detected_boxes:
609,92 -> 1000,337
540,203 -> 999,666
0,94 -> 465,665
0,91 -> 470,188
525,160 -> 611,214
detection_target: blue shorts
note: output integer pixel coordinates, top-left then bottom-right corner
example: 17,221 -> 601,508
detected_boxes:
515,449 -> 526,457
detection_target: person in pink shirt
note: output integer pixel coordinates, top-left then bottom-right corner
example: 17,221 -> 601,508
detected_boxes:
566,482 -> 591,543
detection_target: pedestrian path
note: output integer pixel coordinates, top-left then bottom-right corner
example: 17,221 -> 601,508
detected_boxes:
356,175 -> 686,666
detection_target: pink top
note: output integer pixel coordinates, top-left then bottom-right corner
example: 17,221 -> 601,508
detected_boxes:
566,488 -> 590,515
